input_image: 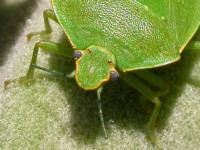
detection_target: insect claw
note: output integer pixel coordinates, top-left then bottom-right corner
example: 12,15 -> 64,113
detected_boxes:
4,80 -> 12,90
26,34 -> 32,41
26,33 -> 37,41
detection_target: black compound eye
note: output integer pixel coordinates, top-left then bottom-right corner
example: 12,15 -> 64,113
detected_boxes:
110,70 -> 119,81
73,51 -> 83,60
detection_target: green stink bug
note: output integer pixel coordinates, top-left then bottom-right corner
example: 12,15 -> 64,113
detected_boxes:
5,0 -> 200,145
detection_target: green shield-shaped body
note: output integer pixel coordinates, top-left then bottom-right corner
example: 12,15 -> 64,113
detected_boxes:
52,0 -> 180,89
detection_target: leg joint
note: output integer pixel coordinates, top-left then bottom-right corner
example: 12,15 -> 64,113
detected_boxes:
151,97 -> 161,107
43,9 -> 53,15
35,41 -> 47,49
43,9 -> 57,22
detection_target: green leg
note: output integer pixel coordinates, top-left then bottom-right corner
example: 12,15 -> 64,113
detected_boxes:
135,70 -> 169,90
27,41 -> 73,78
97,87 -> 108,138
185,41 -> 200,50
185,78 -> 200,88
27,9 -> 58,40
4,41 -> 73,89
121,73 -> 161,144
185,40 -> 200,87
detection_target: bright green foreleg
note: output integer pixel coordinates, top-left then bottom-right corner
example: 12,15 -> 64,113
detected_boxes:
4,41 -> 73,89
97,87 -> 108,138
27,41 -> 73,78
121,73 -> 161,144
27,9 -> 58,40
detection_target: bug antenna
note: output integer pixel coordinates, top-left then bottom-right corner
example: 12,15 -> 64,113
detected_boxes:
97,87 -> 108,139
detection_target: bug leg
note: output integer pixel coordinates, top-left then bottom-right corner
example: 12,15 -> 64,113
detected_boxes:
184,40 -> 200,87
27,9 -> 58,40
64,71 -> 75,85
97,87 -> 108,139
135,70 -> 169,91
185,40 -> 200,50
26,41 -> 73,78
145,98 -> 161,143
4,41 -> 73,89
121,73 -> 161,144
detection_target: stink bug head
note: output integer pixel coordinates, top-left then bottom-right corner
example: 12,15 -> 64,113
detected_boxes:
75,46 -> 118,90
